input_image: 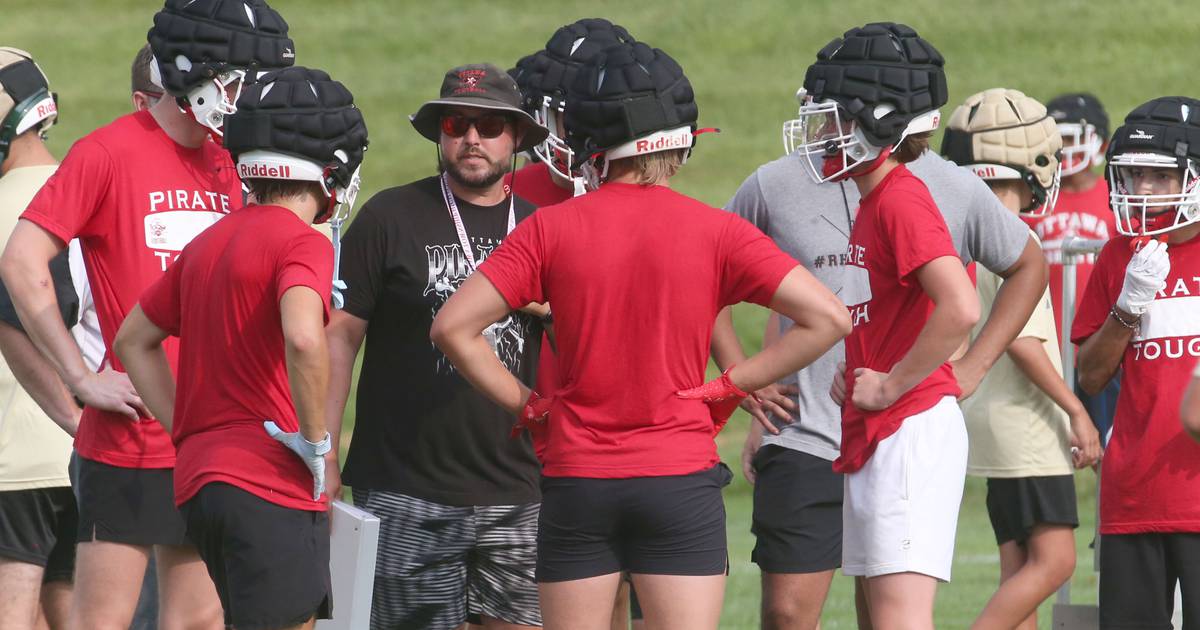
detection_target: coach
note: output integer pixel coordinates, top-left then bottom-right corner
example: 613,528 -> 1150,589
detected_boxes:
325,63 -> 547,630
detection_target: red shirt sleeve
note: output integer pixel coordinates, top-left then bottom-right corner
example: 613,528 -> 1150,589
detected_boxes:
139,254 -> 184,337
875,188 -> 959,282
21,137 -> 114,244
718,215 -> 798,307
1071,238 -> 1125,345
478,212 -> 546,309
276,230 -> 334,323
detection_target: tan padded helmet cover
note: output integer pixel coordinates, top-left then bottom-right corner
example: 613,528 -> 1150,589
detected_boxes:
0,47 -> 50,127
947,88 -> 1061,189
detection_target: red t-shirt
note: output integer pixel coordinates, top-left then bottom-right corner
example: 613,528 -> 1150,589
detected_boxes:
1023,177 -> 1115,345
21,110 -> 241,468
139,205 -> 333,510
835,165 -> 962,474
504,161 -> 573,209
1071,234 -> 1200,534
505,161 -> 576,457
479,182 -> 797,478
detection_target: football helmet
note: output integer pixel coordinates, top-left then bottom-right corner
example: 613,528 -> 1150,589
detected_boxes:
1105,96 -> 1200,236
941,88 -> 1062,216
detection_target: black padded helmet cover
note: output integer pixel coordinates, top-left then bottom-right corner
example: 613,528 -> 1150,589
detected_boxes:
523,18 -> 635,114
564,41 -> 697,157
224,66 -> 367,192
1106,96 -> 1200,170
509,52 -> 541,113
802,22 -> 947,147
147,0 -> 294,97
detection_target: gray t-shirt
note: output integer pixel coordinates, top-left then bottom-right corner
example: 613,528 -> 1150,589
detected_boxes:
725,150 -> 1030,461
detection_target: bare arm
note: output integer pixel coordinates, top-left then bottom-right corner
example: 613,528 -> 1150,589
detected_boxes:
0,322 -> 82,436
853,256 -> 980,410
953,235 -> 1047,399
712,307 -> 798,434
726,267 -> 851,393
1007,336 -> 1102,467
113,306 -> 175,431
1076,312 -> 1135,395
1,220 -> 146,419
281,287 -> 329,444
711,306 -> 747,371
324,309 -> 367,501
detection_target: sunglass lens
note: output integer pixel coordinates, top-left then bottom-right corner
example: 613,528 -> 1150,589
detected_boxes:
475,115 -> 508,138
440,114 -> 469,137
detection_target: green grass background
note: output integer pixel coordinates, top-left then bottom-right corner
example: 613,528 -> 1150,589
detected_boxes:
3,0 -> 1190,625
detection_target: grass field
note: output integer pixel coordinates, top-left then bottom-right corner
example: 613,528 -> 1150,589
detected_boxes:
2,0 -> 1189,626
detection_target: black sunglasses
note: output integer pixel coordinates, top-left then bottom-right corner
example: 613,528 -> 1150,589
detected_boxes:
440,112 -> 511,139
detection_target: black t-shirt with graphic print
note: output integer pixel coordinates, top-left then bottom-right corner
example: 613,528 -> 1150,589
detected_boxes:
339,175 -> 541,506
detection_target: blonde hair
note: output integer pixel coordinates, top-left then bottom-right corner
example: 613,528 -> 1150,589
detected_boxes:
610,149 -> 688,186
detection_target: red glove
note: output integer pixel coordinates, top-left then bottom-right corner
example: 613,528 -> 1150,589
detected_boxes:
676,368 -> 752,435
511,390 -> 551,439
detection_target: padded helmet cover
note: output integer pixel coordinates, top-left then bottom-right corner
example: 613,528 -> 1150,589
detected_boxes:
521,18 -> 635,113
802,22 -> 947,147
564,41 -> 697,156
0,47 -> 56,153
1106,96 -> 1200,169
224,66 -> 367,191
942,88 -> 1061,190
508,52 -> 540,108
147,0 -> 295,97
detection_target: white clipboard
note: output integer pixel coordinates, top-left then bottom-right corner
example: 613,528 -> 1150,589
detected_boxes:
316,500 -> 380,630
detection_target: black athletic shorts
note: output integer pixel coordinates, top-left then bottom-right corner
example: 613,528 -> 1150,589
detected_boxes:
182,483 -> 332,630
1100,532 -> 1200,629
75,457 -> 186,546
537,463 -> 732,582
985,475 -> 1079,546
750,445 -> 844,573
0,487 -> 77,582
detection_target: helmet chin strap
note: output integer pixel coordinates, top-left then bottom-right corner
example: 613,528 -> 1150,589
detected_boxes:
825,146 -> 893,182
322,165 -> 362,310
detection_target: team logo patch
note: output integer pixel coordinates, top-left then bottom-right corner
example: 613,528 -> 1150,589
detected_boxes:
454,70 -> 487,95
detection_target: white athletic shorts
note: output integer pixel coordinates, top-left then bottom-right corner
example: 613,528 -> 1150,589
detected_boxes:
842,395 -> 967,582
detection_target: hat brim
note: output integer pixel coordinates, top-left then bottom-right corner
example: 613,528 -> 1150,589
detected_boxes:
410,97 -> 549,153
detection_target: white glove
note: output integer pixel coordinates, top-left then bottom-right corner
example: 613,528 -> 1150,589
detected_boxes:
1116,239 -> 1170,316
264,420 -> 331,500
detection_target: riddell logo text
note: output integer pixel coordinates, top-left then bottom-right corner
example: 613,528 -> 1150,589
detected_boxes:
636,134 -> 690,154
36,101 -> 56,118
238,163 -> 291,178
